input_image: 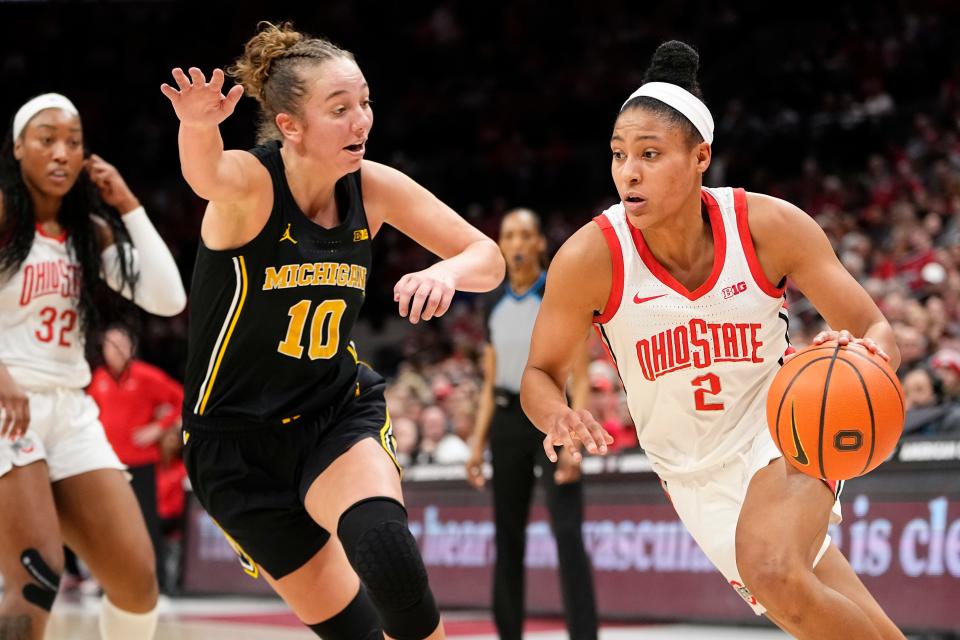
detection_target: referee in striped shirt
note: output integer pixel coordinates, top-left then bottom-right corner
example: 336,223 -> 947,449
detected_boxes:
466,208 -> 598,640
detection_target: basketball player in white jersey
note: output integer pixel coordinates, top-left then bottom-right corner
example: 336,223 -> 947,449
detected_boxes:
0,94 -> 186,638
521,42 -> 905,640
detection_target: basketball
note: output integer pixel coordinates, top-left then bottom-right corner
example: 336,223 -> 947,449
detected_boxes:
766,342 -> 905,481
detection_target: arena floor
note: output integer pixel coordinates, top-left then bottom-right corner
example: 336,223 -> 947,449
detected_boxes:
43,593 -> 789,639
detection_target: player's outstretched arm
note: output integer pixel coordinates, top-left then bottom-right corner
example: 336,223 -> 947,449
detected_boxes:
521,223 -> 614,463
361,160 -> 505,324
161,67 -> 258,204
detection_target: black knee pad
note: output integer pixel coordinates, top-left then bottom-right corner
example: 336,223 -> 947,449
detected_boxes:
308,585 -> 382,640
337,497 -> 440,640
21,549 -> 61,612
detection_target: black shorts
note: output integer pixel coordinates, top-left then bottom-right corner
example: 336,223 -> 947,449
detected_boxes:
182,365 -> 400,580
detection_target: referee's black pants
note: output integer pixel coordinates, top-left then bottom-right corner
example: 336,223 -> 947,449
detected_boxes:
490,391 -> 598,640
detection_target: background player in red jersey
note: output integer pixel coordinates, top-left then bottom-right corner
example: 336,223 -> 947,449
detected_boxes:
0,93 -> 186,638
521,42 -> 905,639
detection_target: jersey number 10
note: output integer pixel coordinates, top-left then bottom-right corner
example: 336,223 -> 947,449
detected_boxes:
277,299 -> 347,360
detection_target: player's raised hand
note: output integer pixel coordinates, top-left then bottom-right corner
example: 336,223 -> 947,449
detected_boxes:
542,407 -> 613,463
160,67 -> 244,128
85,154 -> 139,213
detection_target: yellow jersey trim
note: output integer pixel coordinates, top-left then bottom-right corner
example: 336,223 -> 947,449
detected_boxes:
198,256 -> 249,415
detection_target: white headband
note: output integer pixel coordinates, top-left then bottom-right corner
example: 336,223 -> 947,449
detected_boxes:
622,82 -> 714,145
13,93 -> 80,140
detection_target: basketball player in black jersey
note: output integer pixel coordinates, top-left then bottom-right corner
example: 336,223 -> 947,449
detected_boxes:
160,21 -> 503,640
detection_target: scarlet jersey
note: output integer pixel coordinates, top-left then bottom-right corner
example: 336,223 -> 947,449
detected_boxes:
0,228 -> 87,390
593,187 -> 789,479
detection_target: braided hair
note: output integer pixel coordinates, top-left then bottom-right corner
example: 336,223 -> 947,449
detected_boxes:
228,21 -> 356,144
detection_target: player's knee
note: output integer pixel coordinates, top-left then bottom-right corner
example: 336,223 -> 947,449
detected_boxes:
17,547 -> 64,612
103,545 -> 158,611
337,497 -> 440,640
737,550 -> 810,618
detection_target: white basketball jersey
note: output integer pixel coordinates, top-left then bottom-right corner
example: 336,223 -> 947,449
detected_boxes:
0,228 -> 89,390
593,187 -> 789,480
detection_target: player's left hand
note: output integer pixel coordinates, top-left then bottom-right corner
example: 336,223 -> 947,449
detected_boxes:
553,447 -> 582,484
542,407 -> 613,463
394,266 -> 456,324
809,329 -> 890,361
85,154 -> 140,214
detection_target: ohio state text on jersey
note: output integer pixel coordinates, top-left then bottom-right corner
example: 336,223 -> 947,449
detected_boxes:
593,187 -> 789,479
0,228 -> 88,389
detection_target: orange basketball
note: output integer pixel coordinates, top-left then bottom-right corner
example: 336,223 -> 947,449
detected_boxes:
766,342 -> 905,481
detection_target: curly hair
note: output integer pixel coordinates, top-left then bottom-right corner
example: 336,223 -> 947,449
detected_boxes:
228,21 -> 355,144
0,129 -> 138,338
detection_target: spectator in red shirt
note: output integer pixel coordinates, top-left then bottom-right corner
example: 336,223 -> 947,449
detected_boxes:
87,324 -> 184,592
156,424 -> 187,593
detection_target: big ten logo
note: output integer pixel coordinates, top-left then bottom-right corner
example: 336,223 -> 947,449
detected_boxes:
722,281 -> 747,300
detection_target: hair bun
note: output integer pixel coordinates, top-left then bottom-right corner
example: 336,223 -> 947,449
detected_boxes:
642,41 -> 702,98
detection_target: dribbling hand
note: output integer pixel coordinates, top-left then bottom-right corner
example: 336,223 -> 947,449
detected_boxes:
394,266 -> 456,324
807,329 -> 890,361
542,408 -> 613,463
160,68 -> 244,128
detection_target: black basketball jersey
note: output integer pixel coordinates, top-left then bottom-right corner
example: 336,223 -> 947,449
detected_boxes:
183,140 -> 372,427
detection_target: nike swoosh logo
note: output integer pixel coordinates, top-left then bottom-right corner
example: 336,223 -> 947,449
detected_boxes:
790,402 -> 809,466
633,293 -> 668,304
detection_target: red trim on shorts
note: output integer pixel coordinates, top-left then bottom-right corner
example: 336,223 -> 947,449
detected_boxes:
733,188 -> 786,298
823,479 -> 840,498
660,478 -> 673,505
35,223 -> 67,243
593,213 -> 624,324
628,188 -> 726,301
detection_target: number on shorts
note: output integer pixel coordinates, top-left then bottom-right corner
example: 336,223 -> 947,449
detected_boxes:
692,373 -> 724,411
277,299 -> 347,360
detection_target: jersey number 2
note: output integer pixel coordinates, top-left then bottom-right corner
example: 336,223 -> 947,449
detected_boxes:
692,373 -> 724,411
278,299 -> 347,360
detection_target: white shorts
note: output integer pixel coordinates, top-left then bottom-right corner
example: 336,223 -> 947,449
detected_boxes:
0,388 -> 125,483
662,429 -> 843,615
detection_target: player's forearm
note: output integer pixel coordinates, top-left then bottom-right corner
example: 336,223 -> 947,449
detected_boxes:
520,365 -> 569,436
177,123 -> 231,201
440,239 -> 505,293
471,384 -> 495,451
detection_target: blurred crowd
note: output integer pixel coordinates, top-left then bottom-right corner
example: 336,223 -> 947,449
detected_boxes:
4,2 -> 959,471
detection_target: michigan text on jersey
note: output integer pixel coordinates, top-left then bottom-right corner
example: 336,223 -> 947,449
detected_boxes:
262,262 -> 367,291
